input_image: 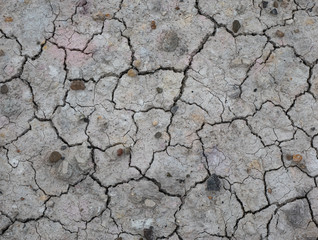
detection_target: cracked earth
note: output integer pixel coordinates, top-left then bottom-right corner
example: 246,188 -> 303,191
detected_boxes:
1,0 -> 318,239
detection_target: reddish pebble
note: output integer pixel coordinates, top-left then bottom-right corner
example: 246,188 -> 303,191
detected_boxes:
117,148 -> 124,156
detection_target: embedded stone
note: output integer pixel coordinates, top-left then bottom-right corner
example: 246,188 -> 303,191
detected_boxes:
206,174 -> 221,191
160,31 -> 179,52
70,80 -> 85,90
127,69 -> 138,77
0,85 -> 8,94
232,20 -> 241,33
276,30 -> 285,37
49,151 -> 62,163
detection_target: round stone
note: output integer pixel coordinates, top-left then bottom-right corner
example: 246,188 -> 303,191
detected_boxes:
117,148 -> 124,156
127,69 -> 137,77
70,80 -> 85,90
161,31 -> 179,52
232,20 -> 241,33
276,30 -> 285,38
292,154 -> 302,163
152,120 -> 158,126
133,59 -> 141,68
49,151 -> 62,163
0,85 -> 9,94
144,199 -> 156,207
156,87 -> 163,93
154,132 -> 162,138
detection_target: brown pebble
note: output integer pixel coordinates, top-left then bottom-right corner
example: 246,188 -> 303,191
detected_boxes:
133,59 -> 141,67
273,1 -> 278,8
208,196 -> 213,200
175,6 -> 180,10
127,69 -> 137,77
286,154 -> 293,161
0,85 -> 8,94
267,188 -> 272,194
117,148 -> 124,156
0,49 -> 5,56
70,80 -> 85,90
4,17 -> 13,22
49,151 -> 62,163
151,20 -> 156,29
293,154 -> 302,163
276,30 -> 285,38
20,197 -> 25,201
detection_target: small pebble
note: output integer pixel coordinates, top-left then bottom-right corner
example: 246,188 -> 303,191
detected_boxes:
144,226 -> 154,240
273,1 -> 278,8
161,31 -> 179,52
270,8 -> 278,15
0,85 -> 9,94
70,80 -> 85,90
294,29 -> 300,33
49,151 -> 62,163
267,188 -> 272,194
152,120 -> 158,126
133,59 -> 141,67
175,6 -> 180,10
262,1 -> 268,8
286,154 -> 293,161
144,199 -> 156,207
171,105 -> 179,114
207,174 -> 221,191
232,20 -> 241,33
156,87 -> 163,93
150,20 -> 156,29
286,19 -> 293,25
292,154 -> 302,163
154,132 -> 162,138
0,49 -> 5,56
166,172 -> 172,177
276,30 -> 285,38
117,148 -> 124,156
60,145 -> 67,150
127,69 -> 137,77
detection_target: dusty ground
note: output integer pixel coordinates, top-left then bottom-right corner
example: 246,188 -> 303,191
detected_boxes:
1,0 -> 318,239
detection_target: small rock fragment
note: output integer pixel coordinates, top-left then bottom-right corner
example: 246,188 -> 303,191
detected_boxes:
206,174 -> 221,191
152,120 -> 158,126
267,188 -> 272,194
117,148 -> 124,156
171,105 -> 179,114
144,199 -> 156,207
276,30 -> 285,38
151,20 -> 156,29
0,85 -> 9,94
92,12 -> 106,21
262,1 -> 268,8
49,151 -> 62,163
156,87 -> 163,93
144,226 -> 154,240
70,80 -> 86,90
270,8 -> 278,15
161,31 -> 179,52
286,154 -> 293,161
273,1 -> 278,8
293,154 -> 302,163
4,17 -> 13,22
286,19 -> 293,25
232,20 -> 241,33
0,49 -> 5,56
133,59 -> 141,67
166,172 -> 172,177
154,132 -> 162,138
127,69 -> 137,77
